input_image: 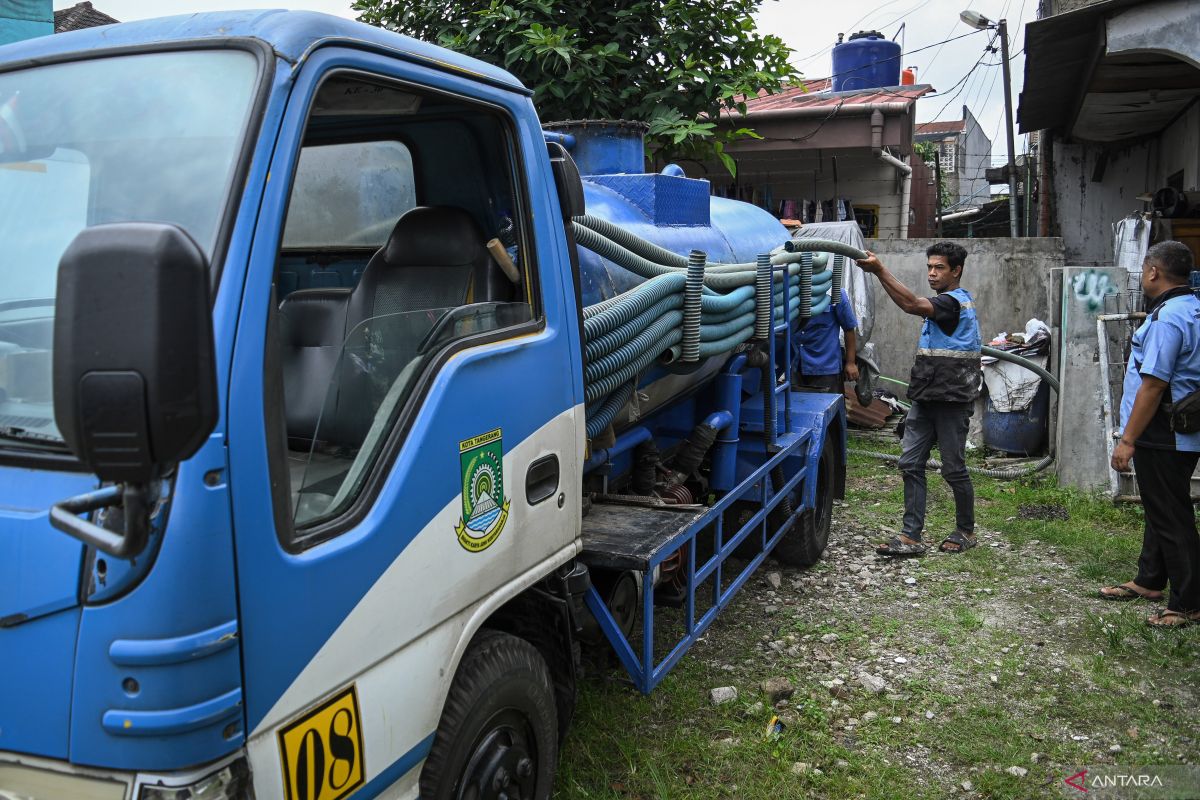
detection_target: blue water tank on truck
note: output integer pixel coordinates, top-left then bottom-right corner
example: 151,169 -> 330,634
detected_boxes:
0,11 -> 851,799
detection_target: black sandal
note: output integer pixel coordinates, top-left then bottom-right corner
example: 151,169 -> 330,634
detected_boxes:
939,530 -> 977,553
876,535 -> 927,557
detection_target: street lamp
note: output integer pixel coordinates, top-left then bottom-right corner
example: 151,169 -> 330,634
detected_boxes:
961,9 -> 1020,237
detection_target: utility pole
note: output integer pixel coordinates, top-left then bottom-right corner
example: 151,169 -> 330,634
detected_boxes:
934,156 -> 943,237
999,18 -> 1019,237
962,10 -> 1021,237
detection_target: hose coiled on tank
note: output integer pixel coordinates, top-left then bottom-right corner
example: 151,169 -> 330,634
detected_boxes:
585,381 -> 636,439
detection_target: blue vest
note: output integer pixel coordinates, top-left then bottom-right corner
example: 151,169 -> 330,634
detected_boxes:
909,287 -> 981,403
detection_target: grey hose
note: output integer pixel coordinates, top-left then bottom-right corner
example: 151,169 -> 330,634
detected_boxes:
851,345 -> 1059,480
981,345 -> 1059,392
848,449 -> 1054,479
781,238 -> 870,262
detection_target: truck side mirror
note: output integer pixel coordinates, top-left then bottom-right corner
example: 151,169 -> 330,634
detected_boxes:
547,141 -> 586,220
50,223 -> 218,558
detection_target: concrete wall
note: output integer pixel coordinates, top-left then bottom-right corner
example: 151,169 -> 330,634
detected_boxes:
1055,267 -> 1130,492
862,237 -> 1065,394
1052,105 -> 1199,264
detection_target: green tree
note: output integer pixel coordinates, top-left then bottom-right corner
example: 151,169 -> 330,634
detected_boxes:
914,141 -> 951,211
352,0 -> 799,174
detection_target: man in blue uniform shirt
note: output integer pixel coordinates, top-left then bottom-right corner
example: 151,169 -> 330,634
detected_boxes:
856,242 -> 981,556
1103,241 -> 1200,627
796,287 -> 859,393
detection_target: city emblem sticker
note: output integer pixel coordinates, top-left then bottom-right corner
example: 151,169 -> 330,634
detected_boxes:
456,428 -> 511,552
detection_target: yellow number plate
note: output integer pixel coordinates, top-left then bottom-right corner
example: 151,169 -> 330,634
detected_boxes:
278,685 -> 365,800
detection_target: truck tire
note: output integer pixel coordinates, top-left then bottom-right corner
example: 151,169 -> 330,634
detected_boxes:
771,433 -> 835,568
420,629 -> 558,800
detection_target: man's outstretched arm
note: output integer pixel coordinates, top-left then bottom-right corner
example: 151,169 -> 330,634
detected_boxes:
856,252 -> 934,318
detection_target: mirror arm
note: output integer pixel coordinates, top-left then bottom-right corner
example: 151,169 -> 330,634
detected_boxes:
50,483 -> 153,558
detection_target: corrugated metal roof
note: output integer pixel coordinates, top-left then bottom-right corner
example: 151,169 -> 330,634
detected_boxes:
53,2 -> 118,33
915,120 -> 965,136
726,78 -> 931,117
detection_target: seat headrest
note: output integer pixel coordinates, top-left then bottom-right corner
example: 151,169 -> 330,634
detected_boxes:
380,206 -> 485,268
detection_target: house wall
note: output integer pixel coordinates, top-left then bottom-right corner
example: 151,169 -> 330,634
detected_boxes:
0,0 -> 51,45
1052,103 -> 1199,264
958,105 -> 992,209
729,150 -> 912,239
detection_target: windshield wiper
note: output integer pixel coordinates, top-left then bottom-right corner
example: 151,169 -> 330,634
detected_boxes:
0,425 -> 69,452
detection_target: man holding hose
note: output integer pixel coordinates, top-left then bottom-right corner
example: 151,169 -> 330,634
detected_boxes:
855,243 -> 981,556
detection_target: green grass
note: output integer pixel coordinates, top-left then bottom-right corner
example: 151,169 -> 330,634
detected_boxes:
556,436 -> 1200,799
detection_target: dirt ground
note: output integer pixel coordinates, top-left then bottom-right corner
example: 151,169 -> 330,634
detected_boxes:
557,448 -> 1200,799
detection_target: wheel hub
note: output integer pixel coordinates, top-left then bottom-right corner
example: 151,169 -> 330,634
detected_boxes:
458,717 -> 536,800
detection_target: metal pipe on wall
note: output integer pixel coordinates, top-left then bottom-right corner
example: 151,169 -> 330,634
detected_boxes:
871,110 -> 912,239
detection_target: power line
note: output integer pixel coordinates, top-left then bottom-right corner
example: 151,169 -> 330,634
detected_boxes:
826,28 -> 986,82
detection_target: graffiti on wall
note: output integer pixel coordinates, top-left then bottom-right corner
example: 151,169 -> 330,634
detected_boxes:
1071,270 -> 1118,311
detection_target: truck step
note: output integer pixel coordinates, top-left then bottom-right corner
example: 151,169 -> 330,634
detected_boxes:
580,503 -> 705,572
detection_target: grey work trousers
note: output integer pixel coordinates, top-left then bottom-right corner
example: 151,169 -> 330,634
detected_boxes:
898,400 -> 974,539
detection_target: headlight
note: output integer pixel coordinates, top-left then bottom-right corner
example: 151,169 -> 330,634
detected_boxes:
137,757 -> 252,800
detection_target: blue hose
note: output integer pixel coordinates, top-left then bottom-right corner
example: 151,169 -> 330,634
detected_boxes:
585,310 -> 683,386
585,381 -> 636,438
585,328 -> 684,403
585,293 -> 683,362
583,273 -> 685,339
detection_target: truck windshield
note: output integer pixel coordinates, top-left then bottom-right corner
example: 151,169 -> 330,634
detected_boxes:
0,49 -> 259,447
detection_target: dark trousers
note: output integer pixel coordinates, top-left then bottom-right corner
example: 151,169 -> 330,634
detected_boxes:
897,400 -> 974,538
797,372 -> 842,394
1133,446 -> 1200,612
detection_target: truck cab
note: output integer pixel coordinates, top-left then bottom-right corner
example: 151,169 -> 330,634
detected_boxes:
1,11 -> 587,799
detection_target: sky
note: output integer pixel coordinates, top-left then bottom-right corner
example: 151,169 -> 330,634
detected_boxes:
54,0 -> 1038,167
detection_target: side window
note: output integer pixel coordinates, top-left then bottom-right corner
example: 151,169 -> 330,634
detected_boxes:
282,141 -> 416,249
269,72 -> 537,544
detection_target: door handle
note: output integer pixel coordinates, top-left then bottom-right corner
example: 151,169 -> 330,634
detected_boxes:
526,455 -> 559,505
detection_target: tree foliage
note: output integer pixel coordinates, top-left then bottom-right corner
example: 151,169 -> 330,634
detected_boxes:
914,141 -> 951,210
352,0 -> 799,174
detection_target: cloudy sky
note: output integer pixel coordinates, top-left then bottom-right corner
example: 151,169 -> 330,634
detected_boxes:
54,0 -> 1037,165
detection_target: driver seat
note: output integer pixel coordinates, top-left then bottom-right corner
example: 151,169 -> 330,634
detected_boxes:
343,205 -> 495,334
331,206 -> 494,444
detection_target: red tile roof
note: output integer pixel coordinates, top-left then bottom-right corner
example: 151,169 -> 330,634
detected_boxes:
916,120 -> 966,136
54,2 -> 118,33
724,79 -> 932,117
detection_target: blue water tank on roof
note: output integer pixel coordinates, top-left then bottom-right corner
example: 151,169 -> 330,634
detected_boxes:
831,30 -> 901,92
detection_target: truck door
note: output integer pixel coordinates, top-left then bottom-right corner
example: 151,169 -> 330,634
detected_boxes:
225,50 -> 584,798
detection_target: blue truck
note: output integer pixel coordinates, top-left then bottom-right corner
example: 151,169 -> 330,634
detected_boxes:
0,11 -> 848,800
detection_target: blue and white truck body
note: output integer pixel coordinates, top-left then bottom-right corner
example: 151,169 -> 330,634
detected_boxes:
0,11 -> 844,800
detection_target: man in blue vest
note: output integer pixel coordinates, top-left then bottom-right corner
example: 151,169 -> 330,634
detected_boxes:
796,286 -> 859,393
856,242 -> 981,556
1103,241 -> 1200,627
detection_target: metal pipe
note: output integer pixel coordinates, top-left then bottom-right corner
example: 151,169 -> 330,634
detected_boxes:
584,425 -> 653,473
742,101 -> 913,122
711,355 -> 749,492
871,109 -> 912,239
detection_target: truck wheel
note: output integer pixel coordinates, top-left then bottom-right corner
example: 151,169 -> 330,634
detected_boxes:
420,630 -> 558,800
771,433 -> 835,568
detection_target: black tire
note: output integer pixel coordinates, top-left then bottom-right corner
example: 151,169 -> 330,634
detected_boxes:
772,432 -> 836,568
419,630 -> 558,800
